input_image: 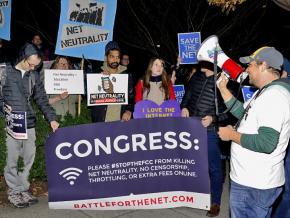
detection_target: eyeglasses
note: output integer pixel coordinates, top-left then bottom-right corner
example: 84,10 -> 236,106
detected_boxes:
26,60 -> 39,68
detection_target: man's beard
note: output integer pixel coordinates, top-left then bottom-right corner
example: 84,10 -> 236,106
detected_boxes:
108,62 -> 119,69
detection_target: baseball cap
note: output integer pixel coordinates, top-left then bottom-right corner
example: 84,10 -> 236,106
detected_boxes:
105,41 -> 120,55
239,47 -> 283,70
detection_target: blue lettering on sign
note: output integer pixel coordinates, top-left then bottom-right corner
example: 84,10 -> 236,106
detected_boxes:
242,86 -> 257,102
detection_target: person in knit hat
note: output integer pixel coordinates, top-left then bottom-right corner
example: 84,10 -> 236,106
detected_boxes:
0,43 -> 59,208
104,41 -> 120,55
90,41 -> 134,122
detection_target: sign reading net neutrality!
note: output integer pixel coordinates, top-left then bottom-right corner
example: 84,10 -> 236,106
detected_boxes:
178,32 -> 201,64
55,0 -> 117,61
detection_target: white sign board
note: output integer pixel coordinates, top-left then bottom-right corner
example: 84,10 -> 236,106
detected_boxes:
44,69 -> 84,94
86,73 -> 128,106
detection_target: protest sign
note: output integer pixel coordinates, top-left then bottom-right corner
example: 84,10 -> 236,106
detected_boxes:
55,0 -> 117,60
44,69 -> 84,94
86,73 -> 128,106
0,0 -> 11,40
133,100 -> 181,119
178,32 -> 201,64
45,117 -> 210,210
241,85 -> 257,102
42,60 -> 54,70
4,104 -> 27,139
173,85 -> 185,104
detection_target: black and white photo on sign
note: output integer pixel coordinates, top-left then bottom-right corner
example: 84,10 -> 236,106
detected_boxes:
86,74 -> 128,106
68,0 -> 106,26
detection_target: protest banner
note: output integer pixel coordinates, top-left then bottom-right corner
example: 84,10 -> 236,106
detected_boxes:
178,32 -> 201,64
241,85 -> 257,102
45,117 -> 210,210
4,104 -> 27,139
133,100 -> 181,119
0,0 -> 11,40
55,0 -> 117,60
44,69 -> 84,94
86,73 -> 128,106
173,85 -> 185,104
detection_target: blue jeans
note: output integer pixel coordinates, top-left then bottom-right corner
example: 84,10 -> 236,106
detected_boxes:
207,130 -> 224,205
230,181 -> 282,218
273,143 -> 290,218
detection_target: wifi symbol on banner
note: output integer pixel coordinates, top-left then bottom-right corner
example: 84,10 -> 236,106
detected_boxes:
59,167 -> 83,186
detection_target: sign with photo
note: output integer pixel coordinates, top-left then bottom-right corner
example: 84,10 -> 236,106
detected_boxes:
4,104 -> 27,139
86,73 -> 128,106
55,0 -> 117,60
44,69 -> 84,94
0,0 -> 12,40
178,32 -> 201,64
45,117 -> 210,210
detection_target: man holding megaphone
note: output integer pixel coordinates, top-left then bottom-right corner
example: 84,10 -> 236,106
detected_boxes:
216,46 -> 290,218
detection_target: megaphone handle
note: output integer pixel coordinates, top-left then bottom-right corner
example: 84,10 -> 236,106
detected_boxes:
213,48 -> 219,117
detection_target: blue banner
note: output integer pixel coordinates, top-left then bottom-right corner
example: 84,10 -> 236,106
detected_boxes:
55,0 -> 117,60
173,85 -> 185,104
45,117 -> 210,210
0,0 -> 12,40
241,86 -> 257,102
178,32 -> 201,64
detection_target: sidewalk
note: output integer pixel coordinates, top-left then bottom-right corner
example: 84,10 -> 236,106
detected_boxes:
0,172 -> 230,218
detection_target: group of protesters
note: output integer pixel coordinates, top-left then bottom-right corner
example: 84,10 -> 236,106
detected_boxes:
0,35 -> 290,218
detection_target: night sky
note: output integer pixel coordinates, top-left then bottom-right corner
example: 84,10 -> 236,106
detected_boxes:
3,0 -> 290,77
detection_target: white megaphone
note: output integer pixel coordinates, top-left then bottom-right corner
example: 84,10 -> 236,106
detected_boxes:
197,35 -> 247,82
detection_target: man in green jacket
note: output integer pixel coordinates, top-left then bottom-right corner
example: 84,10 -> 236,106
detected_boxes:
217,47 -> 290,218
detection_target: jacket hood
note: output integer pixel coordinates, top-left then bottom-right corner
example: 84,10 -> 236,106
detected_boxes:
14,43 -> 41,66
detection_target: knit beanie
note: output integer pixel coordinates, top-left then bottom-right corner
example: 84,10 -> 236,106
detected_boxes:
105,41 -> 120,55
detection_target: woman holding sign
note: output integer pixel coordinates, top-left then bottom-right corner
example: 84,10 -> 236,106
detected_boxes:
48,56 -> 78,120
135,57 -> 176,104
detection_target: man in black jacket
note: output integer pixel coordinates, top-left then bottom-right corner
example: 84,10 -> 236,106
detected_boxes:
90,41 -> 134,122
0,43 -> 59,208
181,62 -> 227,217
